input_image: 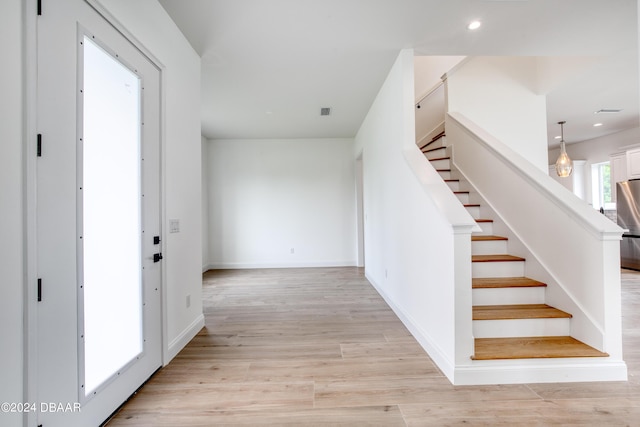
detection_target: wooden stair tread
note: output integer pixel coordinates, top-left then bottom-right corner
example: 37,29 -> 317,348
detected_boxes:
454,191 -> 469,195
472,254 -> 525,262
472,336 -> 609,360
419,132 -> 446,150
473,304 -> 572,320
475,218 -> 493,223
464,204 -> 480,208
444,179 -> 459,183
429,156 -> 450,161
422,146 -> 446,153
473,277 -> 547,289
471,235 -> 507,241
436,169 -> 451,172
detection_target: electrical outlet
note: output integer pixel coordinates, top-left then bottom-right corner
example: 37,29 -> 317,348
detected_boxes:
169,219 -> 180,233
290,248 -> 295,254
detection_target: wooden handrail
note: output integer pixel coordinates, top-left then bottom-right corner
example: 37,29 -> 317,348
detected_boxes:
415,80 -> 444,108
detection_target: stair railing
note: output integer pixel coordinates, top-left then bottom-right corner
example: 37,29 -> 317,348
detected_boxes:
415,81 -> 445,148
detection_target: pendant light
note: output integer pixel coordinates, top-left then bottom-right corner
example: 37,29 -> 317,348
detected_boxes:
555,120 -> 573,177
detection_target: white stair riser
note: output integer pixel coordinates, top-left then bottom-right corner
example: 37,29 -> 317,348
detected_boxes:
424,137 -> 447,150
437,170 -> 452,180
473,318 -> 571,338
424,148 -> 447,160
455,193 -> 470,204
472,261 -> 525,278
474,223 -> 493,235
465,205 -> 480,219
472,287 -> 546,306
429,158 -> 450,170
446,181 -> 460,192
472,240 -> 508,255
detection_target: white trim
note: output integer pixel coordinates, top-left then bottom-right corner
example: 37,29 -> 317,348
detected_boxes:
453,359 -> 627,385
415,80 -> 444,106
416,121 -> 445,147
85,0 -> 165,70
208,260 -> 358,270
366,273 -> 456,383
440,56 -> 472,82
402,146 -> 479,232
166,314 -> 205,363
448,112 -> 624,241
24,0 -> 39,426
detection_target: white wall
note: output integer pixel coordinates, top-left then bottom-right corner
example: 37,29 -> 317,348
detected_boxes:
98,0 -> 203,360
414,56 -> 466,144
207,138 -> 357,268
355,50 -> 476,381
414,56 -> 465,100
445,57 -> 549,171
0,1 -> 24,426
549,126 -> 640,206
201,136 -> 210,271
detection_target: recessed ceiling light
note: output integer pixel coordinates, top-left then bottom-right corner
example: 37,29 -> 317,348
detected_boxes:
593,123 -> 603,127
467,21 -> 482,30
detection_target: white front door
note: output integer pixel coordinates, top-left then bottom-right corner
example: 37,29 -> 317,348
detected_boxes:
36,1 -> 162,425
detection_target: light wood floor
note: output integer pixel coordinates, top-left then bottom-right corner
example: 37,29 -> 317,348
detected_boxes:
107,267 -> 640,426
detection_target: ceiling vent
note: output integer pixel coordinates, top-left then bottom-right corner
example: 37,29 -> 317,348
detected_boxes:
595,109 -> 622,114
320,107 -> 331,116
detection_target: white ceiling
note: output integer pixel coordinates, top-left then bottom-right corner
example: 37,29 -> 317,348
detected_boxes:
158,0 -> 638,147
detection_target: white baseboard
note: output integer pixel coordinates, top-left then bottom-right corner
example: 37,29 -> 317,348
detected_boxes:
208,260 -> 357,269
365,273 -> 456,383
454,359 -> 628,385
164,313 -> 205,364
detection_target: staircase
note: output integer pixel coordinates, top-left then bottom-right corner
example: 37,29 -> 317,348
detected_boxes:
420,133 -> 609,361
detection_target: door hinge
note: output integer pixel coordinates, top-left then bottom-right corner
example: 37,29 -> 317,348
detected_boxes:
37,134 -> 42,157
153,236 -> 161,245
153,253 -> 163,263
37,0 -> 42,16
37,278 -> 42,302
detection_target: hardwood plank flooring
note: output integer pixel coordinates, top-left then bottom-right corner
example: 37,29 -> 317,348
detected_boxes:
107,267 -> 640,426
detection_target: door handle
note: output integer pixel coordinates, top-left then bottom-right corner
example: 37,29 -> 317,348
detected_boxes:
153,253 -> 163,263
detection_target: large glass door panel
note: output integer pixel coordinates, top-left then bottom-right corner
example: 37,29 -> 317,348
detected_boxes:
81,36 -> 143,396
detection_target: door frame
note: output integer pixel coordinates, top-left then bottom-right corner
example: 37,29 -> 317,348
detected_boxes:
24,1 -> 168,425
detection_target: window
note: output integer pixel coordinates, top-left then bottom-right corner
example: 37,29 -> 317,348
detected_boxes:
82,36 -> 143,396
591,161 -> 614,210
